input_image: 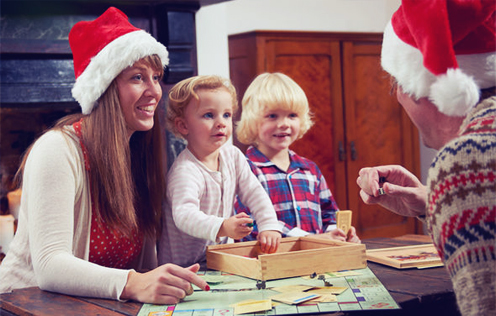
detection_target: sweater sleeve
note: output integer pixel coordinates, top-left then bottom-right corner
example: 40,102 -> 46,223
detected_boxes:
233,148 -> 280,233
167,155 -> 225,242
25,131 -> 130,300
426,125 -> 496,316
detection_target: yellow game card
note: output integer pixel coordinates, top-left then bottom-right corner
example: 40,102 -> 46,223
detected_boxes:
270,292 -> 320,305
307,286 -> 348,295
271,285 -> 315,293
337,210 -> 352,235
307,293 -> 337,303
233,299 -> 272,315
326,270 -> 362,278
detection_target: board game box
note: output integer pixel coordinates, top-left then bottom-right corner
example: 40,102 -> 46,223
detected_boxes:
206,236 -> 367,281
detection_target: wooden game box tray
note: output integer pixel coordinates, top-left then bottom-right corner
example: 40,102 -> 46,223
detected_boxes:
206,236 -> 367,280
366,244 -> 443,269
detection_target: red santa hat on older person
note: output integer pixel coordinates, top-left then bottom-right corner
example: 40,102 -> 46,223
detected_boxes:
69,7 -> 169,114
382,0 -> 496,117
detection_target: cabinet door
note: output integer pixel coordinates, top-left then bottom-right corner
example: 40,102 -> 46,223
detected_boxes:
263,38 -> 348,208
228,32 -> 421,239
342,41 -> 420,239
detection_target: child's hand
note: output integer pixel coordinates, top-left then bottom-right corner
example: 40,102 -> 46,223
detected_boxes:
323,226 -> 361,244
258,230 -> 281,253
217,212 -> 253,240
345,226 -> 361,243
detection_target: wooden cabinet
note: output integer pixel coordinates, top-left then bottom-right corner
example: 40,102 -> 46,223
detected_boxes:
229,31 -> 421,239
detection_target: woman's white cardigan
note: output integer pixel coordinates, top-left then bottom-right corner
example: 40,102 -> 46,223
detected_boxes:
0,127 -> 157,299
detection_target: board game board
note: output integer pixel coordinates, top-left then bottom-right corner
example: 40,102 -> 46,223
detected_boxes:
138,267 -> 399,316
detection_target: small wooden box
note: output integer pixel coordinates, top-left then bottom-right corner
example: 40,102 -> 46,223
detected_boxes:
206,236 -> 367,280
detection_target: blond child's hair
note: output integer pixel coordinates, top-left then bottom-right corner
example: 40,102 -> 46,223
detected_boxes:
166,75 -> 238,138
236,72 -> 314,146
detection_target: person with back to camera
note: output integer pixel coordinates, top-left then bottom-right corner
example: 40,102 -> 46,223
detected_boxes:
0,7 -> 209,304
235,72 -> 360,243
355,1 -> 495,315
157,75 -> 281,268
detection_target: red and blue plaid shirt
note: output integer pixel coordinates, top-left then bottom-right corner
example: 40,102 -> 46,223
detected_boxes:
235,146 -> 338,241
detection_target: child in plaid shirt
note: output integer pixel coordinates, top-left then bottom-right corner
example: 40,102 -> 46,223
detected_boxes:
235,72 -> 360,243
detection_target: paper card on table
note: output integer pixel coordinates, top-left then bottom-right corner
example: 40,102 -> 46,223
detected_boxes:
230,299 -> 279,308
233,299 -> 272,315
326,270 -> 362,278
307,293 -> 337,303
148,312 -> 172,316
271,285 -> 315,293
270,292 -> 320,305
337,210 -> 352,235
307,286 -> 348,295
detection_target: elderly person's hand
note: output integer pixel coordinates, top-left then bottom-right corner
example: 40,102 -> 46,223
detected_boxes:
357,165 -> 427,217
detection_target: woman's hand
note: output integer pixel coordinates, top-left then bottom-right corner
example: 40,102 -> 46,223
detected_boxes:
120,263 -> 209,304
357,165 -> 427,217
258,230 -> 281,253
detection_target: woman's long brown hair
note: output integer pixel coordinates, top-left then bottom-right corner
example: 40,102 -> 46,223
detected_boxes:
16,55 -> 166,239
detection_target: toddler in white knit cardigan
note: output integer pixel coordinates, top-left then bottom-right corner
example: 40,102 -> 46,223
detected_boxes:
158,75 -> 281,268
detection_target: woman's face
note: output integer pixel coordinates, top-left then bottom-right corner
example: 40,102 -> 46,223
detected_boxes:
115,60 -> 162,138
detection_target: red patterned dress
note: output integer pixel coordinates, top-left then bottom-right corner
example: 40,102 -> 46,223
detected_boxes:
73,120 -> 143,269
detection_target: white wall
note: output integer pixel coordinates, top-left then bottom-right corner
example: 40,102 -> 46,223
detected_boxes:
195,3 -> 230,77
224,0 -> 400,34
196,0 -> 401,77
195,0 -> 434,183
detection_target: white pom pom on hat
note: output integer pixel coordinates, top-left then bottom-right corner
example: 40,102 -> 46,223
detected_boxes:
69,7 -> 169,114
381,0 -> 496,117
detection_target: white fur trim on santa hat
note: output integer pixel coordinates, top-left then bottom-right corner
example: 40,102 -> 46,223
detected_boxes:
381,21 -> 495,117
381,21 -> 435,100
72,30 -> 169,115
430,68 -> 480,116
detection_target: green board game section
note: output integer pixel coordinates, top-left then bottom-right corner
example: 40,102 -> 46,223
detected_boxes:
138,267 -> 399,316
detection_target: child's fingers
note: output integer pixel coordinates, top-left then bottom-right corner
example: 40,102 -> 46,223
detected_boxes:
258,235 -> 267,252
236,227 -> 252,235
331,229 -> 346,241
240,218 -> 254,227
239,217 -> 252,223
346,226 -> 361,243
258,232 -> 280,253
265,238 -> 278,253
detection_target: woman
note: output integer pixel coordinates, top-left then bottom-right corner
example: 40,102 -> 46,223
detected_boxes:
0,7 -> 208,304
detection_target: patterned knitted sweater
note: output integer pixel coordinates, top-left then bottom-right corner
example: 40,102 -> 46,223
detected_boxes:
426,96 -> 496,316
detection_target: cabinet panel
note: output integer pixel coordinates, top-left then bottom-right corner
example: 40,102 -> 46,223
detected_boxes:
342,41 -> 419,238
229,31 -> 421,238
264,39 -> 346,207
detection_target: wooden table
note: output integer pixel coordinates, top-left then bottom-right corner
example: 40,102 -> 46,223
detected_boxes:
0,235 -> 460,316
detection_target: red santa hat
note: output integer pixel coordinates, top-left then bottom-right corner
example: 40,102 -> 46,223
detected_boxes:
382,0 -> 496,116
69,7 -> 169,114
